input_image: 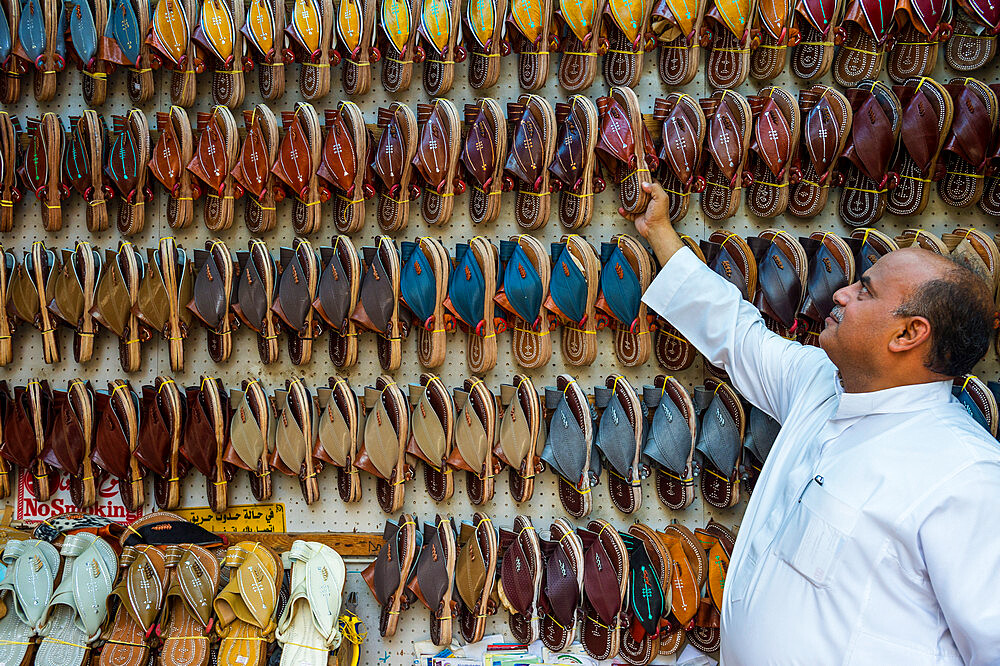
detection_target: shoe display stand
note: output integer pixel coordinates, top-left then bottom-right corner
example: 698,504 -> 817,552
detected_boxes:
2,15 -> 999,665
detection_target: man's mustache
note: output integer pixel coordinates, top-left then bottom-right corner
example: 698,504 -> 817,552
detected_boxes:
828,305 -> 844,324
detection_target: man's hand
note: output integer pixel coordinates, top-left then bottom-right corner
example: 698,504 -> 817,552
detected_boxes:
619,181 -> 684,266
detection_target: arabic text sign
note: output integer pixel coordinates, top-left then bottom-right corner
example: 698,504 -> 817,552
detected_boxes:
173,503 -> 285,532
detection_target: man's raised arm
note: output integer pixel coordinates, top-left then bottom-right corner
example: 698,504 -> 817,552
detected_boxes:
626,182 -> 831,422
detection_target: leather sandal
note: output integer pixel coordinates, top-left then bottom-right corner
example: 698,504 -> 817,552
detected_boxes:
271,378 -> 320,504
749,0 -> 791,80
701,230 -> 758,305
145,0 -> 188,95
593,374 -> 646,514
7,241 -> 60,364
48,241 -> 101,364
982,86 -> 1000,217
740,405 -> 779,495
449,378 -> 498,505
578,519 -> 629,660
693,379 -> 744,509
596,86 -> 656,215
138,375 -> 187,510
314,376 -> 362,502
286,0 -> 334,99
20,0 -> 65,102
747,229 -> 808,337
955,375 -> 998,435
445,237 -> 501,373
275,541 -> 346,665
555,0 -> 605,89
945,0 -> 996,71
166,0 -> 199,106
798,232 -> 855,346
183,376 -> 231,513
373,101 -> 418,232
549,95 -> 600,229
600,0 -> 651,87
545,235 -> 600,366
149,106 -> 195,230
406,373 -> 456,502
336,0 -> 376,95
497,516 -> 543,644
464,0 -> 506,88
243,0 -> 287,100
461,98 -> 507,225
234,239 -> 281,364
320,102 -> 369,234
0,245 -> 14,367
155,544 -> 219,666
73,0 -> 110,105
124,0 -> 155,103
362,515 -> 419,637
938,77 -> 997,209
642,375 -> 697,510
406,516 -> 456,646
377,0 -> 420,92
350,236 -> 403,371
187,105 -> 239,232
418,0 -> 463,94
942,227 -> 999,292
107,109 -> 151,235
895,227 -> 947,254
214,542 -> 283,666
887,77 -> 953,216
657,523 -> 706,654
789,84 -> 852,218
504,94 -> 557,230
357,376 -> 413,513
5,381 -> 57,500
700,0 -> 753,88
850,226 -> 898,275
273,238 -> 321,365
94,379 -> 143,511
0,112 -> 19,232
187,240 -> 236,363
400,237 -> 449,368
314,236 -> 362,368
699,90 -> 752,221
596,233 -> 654,367
496,374 -> 542,503
686,521 -> 734,652
273,102 -> 324,235
495,234 -> 551,368
0,0 -> 25,104
838,79 -> 902,227
194,0 -> 244,106
537,519 -> 583,651
0,539 -> 59,666
618,524 -> 670,664
19,113 -> 63,231
789,0 -> 842,80
833,0 -> 891,85
747,86 -> 800,218
231,104 -> 279,234
136,236 -> 194,372
507,0 -> 554,90
541,374 -> 597,518
35,533 -> 117,666
64,111 -> 108,232
886,0 -> 951,83
47,379 -> 99,509
0,383 -> 13,496
98,545 -> 167,666
227,378 -> 274,501
652,94 -> 706,223
653,0 -> 705,84
455,513 -> 498,643
413,98 -> 462,227
90,242 -> 143,372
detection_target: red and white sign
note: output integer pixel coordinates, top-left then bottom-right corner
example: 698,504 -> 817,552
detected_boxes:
16,471 -> 143,524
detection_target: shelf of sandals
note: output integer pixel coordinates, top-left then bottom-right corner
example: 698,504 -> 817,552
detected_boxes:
0,0 -> 998,661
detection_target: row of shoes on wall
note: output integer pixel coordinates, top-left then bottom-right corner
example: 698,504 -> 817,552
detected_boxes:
0,368 -> 781,518
369,513 -> 737,663
0,511 -> 359,666
0,0 -> 995,105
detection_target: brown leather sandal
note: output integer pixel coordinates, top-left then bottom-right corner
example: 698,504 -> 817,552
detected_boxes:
227,378 -> 274,501
653,0 -> 706,84
187,240 -> 236,363
556,0 -> 605,90
504,94 -> 557,230
272,102 -> 324,235
320,102 -> 370,234
49,241 -> 101,364
91,242 -> 144,372
373,102 -> 419,232
699,90 -> 752,221
271,378 -> 320,504
596,86 -> 656,215
414,98 -> 462,227
789,0 -> 842,80
886,0 -> 951,83
233,239 -> 281,364
937,77 -> 997,209
350,236 -> 403,371
139,376 -> 188,510
273,238 -> 321,365
315,235 -> 363,368
496,374 -> 542,503
187,105 -> 239,232
19,113 -> 64,231
448,378 -> 498,505
789,84 -> 852,218
136,236 -> 194,372
746,86 -> 800,218
406,373 -> 456,502
231,104 -> 279,234
357,376 -> 413,513
549,95 -> 601,229
314,376 -> 362,502
832,0 -> 891,85
65,111 -> 109,232
149,106 -> 195,230
183,376 -> 232,513
461,98 -> 508,225
945,0 -> 997,72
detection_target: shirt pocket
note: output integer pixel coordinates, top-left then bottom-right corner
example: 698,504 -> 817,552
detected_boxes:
774,480 -> 859,588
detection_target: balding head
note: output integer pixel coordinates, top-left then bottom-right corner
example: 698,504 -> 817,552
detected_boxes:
820,247 -> 996,392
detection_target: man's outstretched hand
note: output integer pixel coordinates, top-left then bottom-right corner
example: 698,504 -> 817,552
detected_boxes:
619,181 -> 684,266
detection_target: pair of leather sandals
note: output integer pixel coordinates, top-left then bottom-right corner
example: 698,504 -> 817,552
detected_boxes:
544,235 -> 601,367
443,237 -> 504,374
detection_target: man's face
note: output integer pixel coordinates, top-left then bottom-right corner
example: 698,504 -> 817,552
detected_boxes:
818,250 -> 937,373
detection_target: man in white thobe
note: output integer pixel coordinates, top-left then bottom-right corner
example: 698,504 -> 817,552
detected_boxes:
625,182 -> 1000,665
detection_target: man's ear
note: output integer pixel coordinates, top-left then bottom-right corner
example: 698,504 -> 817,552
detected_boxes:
888,315 -> 932,353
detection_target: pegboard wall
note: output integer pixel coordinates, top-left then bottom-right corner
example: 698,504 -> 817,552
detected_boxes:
1,9 -> 999,663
